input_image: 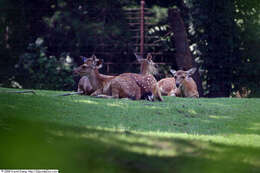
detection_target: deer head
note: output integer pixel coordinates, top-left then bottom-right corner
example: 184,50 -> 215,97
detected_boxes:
74,55 -> 103,76
170,68 -> 197,88
134,53 -> 158,75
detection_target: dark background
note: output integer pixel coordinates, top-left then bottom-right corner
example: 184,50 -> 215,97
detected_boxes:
0,0 -> 259,97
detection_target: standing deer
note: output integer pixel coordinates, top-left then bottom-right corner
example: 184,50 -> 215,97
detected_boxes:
170,68 -> 199,98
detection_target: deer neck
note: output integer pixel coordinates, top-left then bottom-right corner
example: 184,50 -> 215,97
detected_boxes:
140,63 -> 157,76
87,69 -> 104,90
140,64 -> 149,75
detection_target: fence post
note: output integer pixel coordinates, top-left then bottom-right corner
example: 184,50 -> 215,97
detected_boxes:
140,0 -> 145,57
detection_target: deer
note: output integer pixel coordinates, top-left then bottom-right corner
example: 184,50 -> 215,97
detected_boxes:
135,53 -> 177,96
73,56 -> 95,95
235,87 -> 251,98
157,77 -> 177,96
76,76 -> 93,95
75,54 -> 163,101
170,68 -> 199,98
121,52 -> 163,101
57,56 -> 108,97
74,55 -> 142,100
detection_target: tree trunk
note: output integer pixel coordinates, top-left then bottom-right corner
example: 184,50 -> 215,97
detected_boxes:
168,8 -> 204,97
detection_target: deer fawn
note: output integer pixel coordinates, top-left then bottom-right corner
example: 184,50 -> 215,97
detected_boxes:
157,77 -> 177,96
235,87 -> 251,98
170,68 -> 199,98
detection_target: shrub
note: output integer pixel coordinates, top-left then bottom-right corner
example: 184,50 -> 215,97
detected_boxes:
15,38 -> 75,90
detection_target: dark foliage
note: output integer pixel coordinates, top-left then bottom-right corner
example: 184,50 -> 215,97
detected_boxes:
0,0 -> 259,96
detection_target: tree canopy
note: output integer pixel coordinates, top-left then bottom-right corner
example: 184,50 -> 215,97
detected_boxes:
0,0 -> 259,97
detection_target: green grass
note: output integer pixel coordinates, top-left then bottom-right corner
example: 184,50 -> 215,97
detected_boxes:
0,87 -> 260,173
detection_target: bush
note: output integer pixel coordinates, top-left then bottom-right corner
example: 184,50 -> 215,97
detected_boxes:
15,38 -> 75,91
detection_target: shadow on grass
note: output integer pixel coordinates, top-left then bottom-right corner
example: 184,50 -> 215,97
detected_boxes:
1,117 -> 260,173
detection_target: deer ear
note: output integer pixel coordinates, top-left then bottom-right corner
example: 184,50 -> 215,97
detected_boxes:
134,53 -> 143,62
80,56 -> 88,63
170,69 -> 176,76
96,59 -> 103,69
91,54 -> 97,60
187,67 -> 197,76
147,53 -> 152,61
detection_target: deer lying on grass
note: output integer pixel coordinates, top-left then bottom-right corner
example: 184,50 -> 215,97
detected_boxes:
94,54 -> 163,101
235,87 -> 251,98
73,56 -> 115,95
74,55 -> 143,100
75,54 -> 163,101
170,68 -> 199,98
135,53 -> 177,96
157,77 -> 177,96
57,56 -> 102,96
123,53 -> 163,101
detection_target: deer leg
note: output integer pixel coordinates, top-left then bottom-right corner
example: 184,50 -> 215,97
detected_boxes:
90,88 -> 103,96
94,94 -> 115,99
153,84 -> 163,101
111,85 -> 120,99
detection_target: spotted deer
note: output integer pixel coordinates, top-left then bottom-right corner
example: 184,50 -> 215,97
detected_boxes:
75,54 -> 163,101
128,53 -> 163,101
95,54 -> 163,101
135,53 -> 177,96
170,68 -> 199,98
157,77 -> 177,96
74,55 -> 142,100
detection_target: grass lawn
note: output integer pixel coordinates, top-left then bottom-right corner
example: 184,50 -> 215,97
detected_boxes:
0,87 -> 260,173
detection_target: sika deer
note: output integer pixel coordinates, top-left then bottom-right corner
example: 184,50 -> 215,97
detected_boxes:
157,77 -> 177,96
129,53 -> 163,101
73,56 -> 114,96
74,55 -> 142,100
170,68 -> 199,98
76,54 -> 163,101
135,53 -> 176,96
57,56 -> 94,96
93,54 -> 163,101
135,53 -> 158,76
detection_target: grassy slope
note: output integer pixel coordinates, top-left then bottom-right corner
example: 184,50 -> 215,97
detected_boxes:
0,87 -> 260,173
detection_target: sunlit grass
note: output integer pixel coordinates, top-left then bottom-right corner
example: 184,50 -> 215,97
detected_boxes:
0,87 -> 260,173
